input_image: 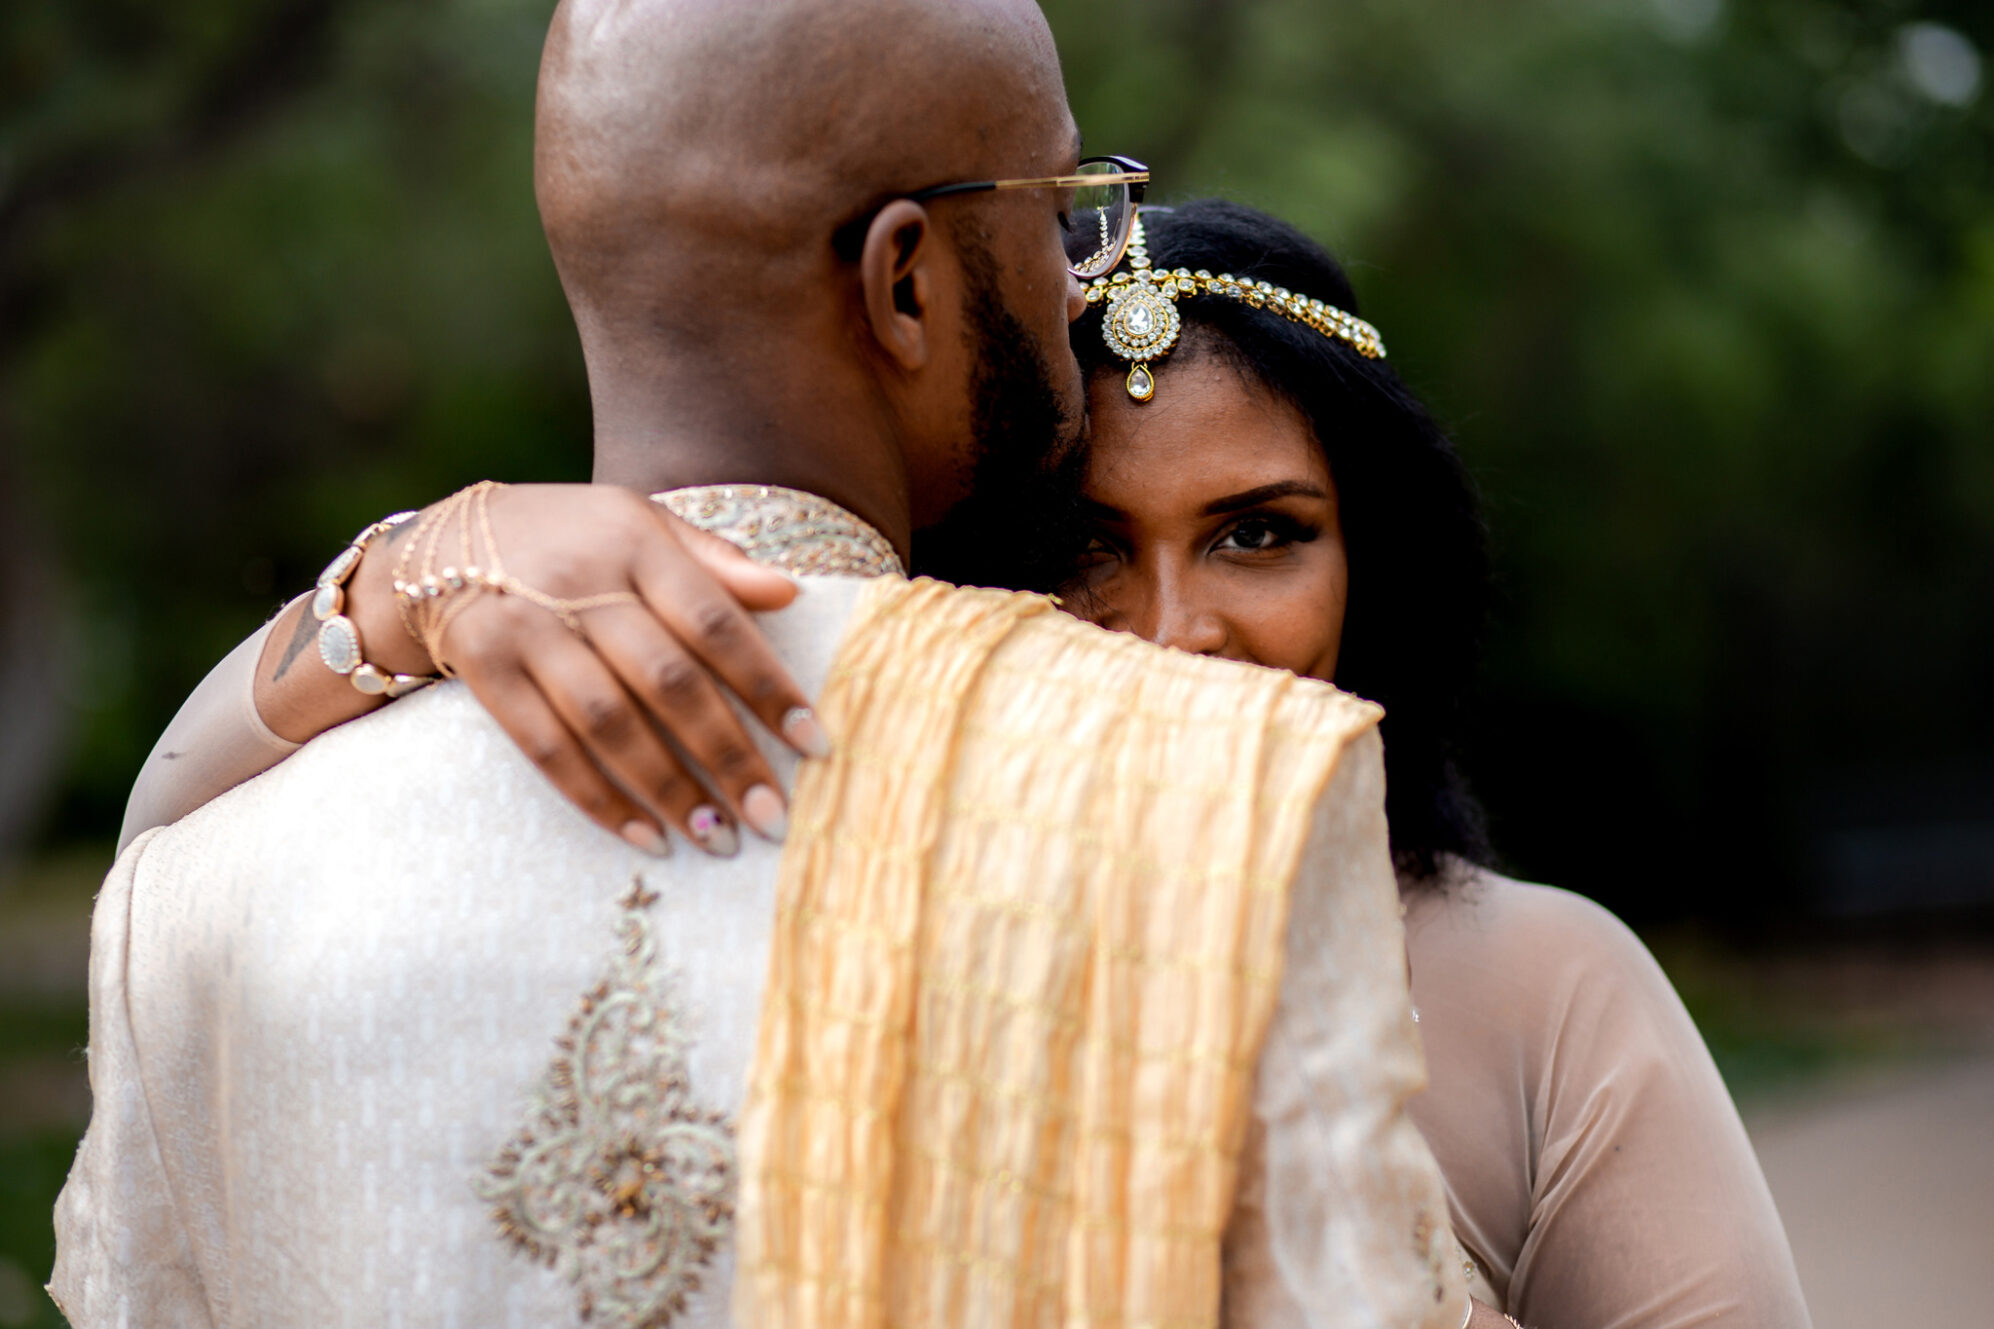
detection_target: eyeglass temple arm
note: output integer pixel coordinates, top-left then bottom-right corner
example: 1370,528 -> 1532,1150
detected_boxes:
908,171 -> 1150,202
990,171 -> 1150,191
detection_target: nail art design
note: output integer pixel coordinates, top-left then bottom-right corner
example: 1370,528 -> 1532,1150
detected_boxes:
687,805 -> 739,858
779,706 -> 833,759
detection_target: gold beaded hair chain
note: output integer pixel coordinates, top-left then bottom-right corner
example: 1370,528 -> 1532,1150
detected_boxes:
1084,210 -> 1387,401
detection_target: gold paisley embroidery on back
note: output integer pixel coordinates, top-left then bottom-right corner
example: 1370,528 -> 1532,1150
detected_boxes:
477,879 -> 734,1327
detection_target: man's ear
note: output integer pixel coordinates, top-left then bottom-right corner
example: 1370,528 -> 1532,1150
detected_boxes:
859,199 -> 935,372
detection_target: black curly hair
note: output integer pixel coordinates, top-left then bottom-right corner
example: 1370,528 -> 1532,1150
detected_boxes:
1071,199 -> 1493,884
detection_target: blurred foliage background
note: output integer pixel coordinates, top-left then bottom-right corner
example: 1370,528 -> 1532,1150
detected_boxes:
3,1 -> 1993,1322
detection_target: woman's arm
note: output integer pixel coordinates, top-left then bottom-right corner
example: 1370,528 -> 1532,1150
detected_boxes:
1407,878 -> 1813,1329
126,483 -> 827,853
118,614 -> 302,852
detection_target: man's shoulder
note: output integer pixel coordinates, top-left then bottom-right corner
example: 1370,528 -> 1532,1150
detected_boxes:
144,575 -> 860,872
757,574 -> 872,692
249,682 -> 516,795
146,683 -> 568,866
123,678 -> 670,981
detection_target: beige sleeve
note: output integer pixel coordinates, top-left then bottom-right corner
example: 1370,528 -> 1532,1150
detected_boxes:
1407,879 -> 1812,1329
49,828 -> 216,1329
118,606 -> 302,853
1223,726 -> 1470,1329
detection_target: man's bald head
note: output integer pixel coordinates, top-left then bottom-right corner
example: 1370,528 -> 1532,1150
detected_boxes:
536,0 -> 1074,337
535,0 -> 1089,556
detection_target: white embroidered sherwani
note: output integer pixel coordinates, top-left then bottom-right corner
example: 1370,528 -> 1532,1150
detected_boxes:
52,489 -> 1466,1329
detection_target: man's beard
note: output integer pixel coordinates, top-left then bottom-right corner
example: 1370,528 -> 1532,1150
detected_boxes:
909,240 -> 1088,593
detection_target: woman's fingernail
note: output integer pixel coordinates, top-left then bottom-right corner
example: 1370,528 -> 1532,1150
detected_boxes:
620,820 -> 672,858
780,706 -> 832,759
741,784 -> 788,842
688,804 -> 739,858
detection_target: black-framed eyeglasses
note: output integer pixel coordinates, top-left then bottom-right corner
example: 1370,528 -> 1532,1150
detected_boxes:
900,155 -> 1150,279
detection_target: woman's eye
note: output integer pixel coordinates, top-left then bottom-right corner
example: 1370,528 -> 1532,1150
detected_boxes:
1220,518 -> 1281,552
1216,515 -> 1314,555
1230,521 -> 1276,550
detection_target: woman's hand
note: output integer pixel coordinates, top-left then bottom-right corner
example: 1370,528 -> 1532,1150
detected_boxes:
256,483 -> 825,856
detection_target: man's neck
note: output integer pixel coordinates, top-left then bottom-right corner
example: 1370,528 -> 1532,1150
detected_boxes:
585,373 -> 915,560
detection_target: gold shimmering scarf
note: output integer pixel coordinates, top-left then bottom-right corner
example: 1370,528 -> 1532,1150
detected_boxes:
735,577 -> 1382,1329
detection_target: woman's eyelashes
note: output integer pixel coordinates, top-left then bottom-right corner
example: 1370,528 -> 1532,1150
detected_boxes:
1078,527 -> 1117,556
1213,511 -> 1319,556
1073,532 -> 1125,579
1075,512 -> 1319,567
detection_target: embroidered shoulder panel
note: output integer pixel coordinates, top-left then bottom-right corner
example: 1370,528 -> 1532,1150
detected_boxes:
476,880 -> 734,1328
653,484 -> 904,579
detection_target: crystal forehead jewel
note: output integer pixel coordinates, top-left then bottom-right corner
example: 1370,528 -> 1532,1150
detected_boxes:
1084,210 -> 1388,400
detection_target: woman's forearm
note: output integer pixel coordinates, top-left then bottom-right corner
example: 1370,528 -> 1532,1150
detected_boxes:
252,517 -> 431,743
127,482 -> 823,856
119,608 -> 306,852
117,516 -> 438,851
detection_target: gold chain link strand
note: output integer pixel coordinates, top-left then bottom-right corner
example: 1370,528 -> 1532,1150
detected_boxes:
391,481 -> 641,676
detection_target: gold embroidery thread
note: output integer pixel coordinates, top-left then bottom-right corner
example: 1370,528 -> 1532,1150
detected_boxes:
652,484 -> 904,578
477,879 -> 734,1328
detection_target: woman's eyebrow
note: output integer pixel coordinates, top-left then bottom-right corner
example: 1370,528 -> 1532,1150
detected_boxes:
1201,481 -> 1326,515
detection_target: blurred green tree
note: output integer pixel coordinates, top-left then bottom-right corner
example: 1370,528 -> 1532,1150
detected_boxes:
3,0 -> 589,849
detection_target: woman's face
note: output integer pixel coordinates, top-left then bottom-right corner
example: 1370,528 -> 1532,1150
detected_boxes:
1070,351 -> 1348,682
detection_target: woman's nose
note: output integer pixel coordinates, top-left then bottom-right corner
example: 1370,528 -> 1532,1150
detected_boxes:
1143,585 -> 1227,657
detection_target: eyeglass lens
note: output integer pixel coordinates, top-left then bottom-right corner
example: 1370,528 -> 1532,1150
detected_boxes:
1065,161 -> 1132,278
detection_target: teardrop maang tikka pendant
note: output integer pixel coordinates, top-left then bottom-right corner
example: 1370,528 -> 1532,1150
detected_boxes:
1100,280 -> 1181,401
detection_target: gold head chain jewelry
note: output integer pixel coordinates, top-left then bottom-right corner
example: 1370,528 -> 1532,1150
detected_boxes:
1084,210 -> 1387,402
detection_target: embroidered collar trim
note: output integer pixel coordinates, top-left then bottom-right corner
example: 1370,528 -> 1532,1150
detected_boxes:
653,484 -> 905,579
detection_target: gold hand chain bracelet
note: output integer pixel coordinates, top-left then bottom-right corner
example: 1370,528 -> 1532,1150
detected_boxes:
390,481 -> 641,677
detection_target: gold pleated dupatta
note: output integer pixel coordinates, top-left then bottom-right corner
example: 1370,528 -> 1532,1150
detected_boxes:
735,578 -> 1383,1329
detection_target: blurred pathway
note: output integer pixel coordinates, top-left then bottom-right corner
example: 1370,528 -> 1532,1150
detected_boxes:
1746,1055 -> 1994,1329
